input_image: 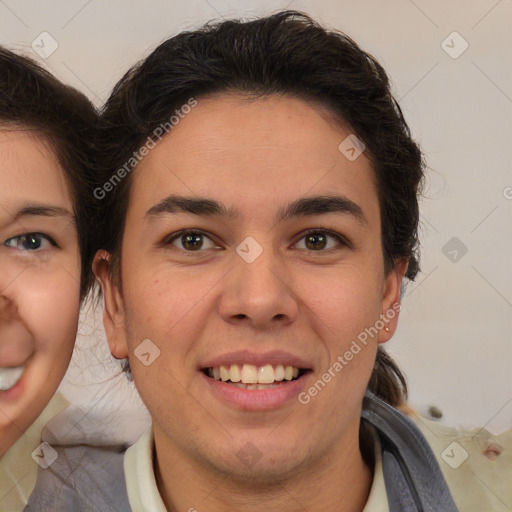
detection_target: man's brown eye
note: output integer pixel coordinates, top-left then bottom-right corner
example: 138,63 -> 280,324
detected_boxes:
295,230 -> 347,252
305,233 -> 327,250
166,230 -> 218,252
181,233 -> 203,250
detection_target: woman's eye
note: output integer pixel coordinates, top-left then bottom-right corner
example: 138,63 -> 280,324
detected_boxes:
4,233 -> 56,252
166,231 -> 218,251
294,230 -> 347,251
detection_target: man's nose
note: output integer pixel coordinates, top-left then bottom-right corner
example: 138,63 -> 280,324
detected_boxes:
218,243 -> 299,331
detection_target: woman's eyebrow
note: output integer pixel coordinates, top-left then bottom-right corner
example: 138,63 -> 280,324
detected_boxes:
145,194 -> 367,225
12,204 -> 74,220
0,203 -> 76,229
0,204 -> 75,230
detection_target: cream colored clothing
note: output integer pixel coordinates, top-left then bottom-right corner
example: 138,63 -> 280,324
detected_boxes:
0,393 -> 69,511
124,428 -> 166,512
125,418 -> 512,512
410,414 -> 512,512
124,427 -> 389,512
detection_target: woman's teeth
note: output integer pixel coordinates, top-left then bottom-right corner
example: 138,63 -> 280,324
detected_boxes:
0,366 -> 25,391
207,364 -> 301,388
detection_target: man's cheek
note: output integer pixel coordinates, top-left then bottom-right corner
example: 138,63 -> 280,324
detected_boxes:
138,291 -> 203,336
133,367 -> 185,417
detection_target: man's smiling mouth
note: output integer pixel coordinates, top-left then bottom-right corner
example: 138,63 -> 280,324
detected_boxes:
199,350 -> 313,408
203,363 -> 308,389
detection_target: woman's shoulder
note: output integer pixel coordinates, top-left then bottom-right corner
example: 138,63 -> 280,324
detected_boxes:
0,392 -> 69,511
25,443 -> 130,512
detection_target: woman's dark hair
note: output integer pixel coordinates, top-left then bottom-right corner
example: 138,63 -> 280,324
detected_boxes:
98,10 -> 424,406
0,47 -> 99,299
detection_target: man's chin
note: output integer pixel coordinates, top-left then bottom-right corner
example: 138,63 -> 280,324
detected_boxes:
201,443 -> 311,485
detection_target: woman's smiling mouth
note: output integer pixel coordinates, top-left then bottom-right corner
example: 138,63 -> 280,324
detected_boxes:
0,366 -> 25,392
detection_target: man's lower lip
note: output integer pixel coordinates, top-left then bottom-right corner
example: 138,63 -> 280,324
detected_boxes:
201,372 -> 307,410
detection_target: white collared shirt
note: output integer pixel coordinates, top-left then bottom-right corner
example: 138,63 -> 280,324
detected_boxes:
123,427 -> 389,512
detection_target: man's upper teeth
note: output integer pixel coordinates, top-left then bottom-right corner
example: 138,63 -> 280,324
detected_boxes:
0,366 -> 25,391
210,364 -> 300,384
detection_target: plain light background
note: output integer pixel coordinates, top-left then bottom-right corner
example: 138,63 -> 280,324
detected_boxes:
1,0 -> 511,437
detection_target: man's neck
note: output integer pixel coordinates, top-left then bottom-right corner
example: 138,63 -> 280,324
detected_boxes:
153,424 -> 374,512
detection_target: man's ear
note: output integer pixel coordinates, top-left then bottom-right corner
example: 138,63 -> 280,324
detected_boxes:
377,258 -> 408,344
92,250 -> 129,359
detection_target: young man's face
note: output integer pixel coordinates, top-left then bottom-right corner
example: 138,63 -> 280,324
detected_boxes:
0,130 -> 80,456
97,94 -> 404,480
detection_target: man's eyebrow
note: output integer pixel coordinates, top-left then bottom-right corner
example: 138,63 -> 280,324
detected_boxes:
145,194 -> 366,224
145,196 -> 239,219
276,195 -> 367,224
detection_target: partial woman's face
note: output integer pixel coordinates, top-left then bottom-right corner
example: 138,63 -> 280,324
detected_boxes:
97,94 -> 404,481
0,130 -> 80,457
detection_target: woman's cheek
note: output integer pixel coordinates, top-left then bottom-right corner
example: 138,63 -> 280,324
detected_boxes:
18,264 -> 81,357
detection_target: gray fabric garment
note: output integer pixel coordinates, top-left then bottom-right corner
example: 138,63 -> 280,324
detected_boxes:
362,391 -> 459,512
24,444 -> 130,512
25,392 -> 459,511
